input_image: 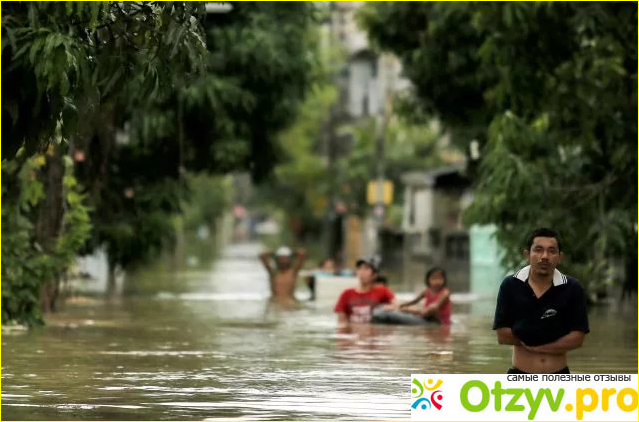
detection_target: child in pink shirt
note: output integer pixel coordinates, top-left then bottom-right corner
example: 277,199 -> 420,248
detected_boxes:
400,267 -> 452,325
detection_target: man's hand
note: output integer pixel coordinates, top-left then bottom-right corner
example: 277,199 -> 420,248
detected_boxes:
520,331 -> 585,355
337,312 -> 349,330
382,303 -> 398,311
293,248 -> 307,272
495,327 -> 520,345
519,342 -> 551,354
259,250 -> 274,275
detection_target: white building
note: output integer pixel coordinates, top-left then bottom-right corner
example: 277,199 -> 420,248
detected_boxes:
400,163 -> 473,292
324,1 -> 411,120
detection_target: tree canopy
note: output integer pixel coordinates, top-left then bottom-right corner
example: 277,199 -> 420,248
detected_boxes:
360,1 -> 637,297
1,1 -> 320,324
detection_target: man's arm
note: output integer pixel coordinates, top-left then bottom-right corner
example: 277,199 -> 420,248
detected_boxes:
523,331 -> 585,355
493,279 -> 515,344
334,290 -> 350,327
496,327 -> 521,345
525,281 -> 590,354
259,250 -> 274,274
292,248 -> 307,274
337,312 -> 349,329
381,287 -> 400,310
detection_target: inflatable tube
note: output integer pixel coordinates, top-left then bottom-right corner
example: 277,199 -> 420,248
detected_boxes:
371,307 -> 439,326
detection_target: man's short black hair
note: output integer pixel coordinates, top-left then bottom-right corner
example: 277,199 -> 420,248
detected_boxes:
526,228 -> 563,251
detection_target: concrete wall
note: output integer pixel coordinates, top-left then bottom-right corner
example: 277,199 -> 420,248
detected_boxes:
469,224 -> 508,315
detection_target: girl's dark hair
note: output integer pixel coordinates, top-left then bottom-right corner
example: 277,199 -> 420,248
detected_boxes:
424,267 -> 447,287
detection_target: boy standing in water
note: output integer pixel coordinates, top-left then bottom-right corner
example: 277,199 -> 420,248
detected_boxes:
400,267 -> 452,325
334,255 -> 397,328
259,246 -> 307,303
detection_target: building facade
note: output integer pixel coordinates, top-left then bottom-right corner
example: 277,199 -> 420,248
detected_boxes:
321,1 -> 412,267
400,164 -> 473,293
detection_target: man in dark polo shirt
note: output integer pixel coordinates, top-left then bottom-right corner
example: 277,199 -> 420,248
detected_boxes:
493,228 -> 590,374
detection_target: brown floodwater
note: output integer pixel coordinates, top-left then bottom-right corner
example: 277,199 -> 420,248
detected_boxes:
2,243 -> 637,420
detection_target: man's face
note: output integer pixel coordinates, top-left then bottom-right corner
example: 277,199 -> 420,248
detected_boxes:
276,255 -> 292,269
356,263 -> 376,285
524,236 -> 563,277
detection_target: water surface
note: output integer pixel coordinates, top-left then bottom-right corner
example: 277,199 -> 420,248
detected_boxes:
2,243 -> 637,420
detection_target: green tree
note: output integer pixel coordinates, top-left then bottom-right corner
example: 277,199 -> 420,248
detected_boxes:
2,2 -> 207,317
2,148 -> 91,325
357,2 -> 495,152
80,2 -> 319,291
182,174 -> 234,234
252,5 -> 452,244
250,82 -> 337,243
360,2 -> 637,298
254,107 -> 450,244
336,117 -> 451,223
2,2 -> 319,320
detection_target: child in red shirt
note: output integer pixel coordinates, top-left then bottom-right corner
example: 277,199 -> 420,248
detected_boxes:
334,255 -> 397,327
400,267 -> 452,325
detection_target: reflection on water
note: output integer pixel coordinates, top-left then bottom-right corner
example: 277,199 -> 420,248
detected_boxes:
2,243 -> 637,420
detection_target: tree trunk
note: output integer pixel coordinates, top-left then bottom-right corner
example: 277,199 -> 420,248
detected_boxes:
171,220 -> 186,271
106,258 -> 118,299
35,149 -> 65,314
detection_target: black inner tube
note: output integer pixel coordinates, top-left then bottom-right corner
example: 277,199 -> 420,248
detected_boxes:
371,307 -> 440,326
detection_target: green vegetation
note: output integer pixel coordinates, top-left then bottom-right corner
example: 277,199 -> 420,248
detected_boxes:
252,6 -> 457,252
253,92 -> 452,245
2,148 -> 91,324
360,2 -> 637,298
336,117 -> 450,221
2,2 -> 318,324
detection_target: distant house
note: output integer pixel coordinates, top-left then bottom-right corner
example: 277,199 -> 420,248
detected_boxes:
400,163 -> 473,293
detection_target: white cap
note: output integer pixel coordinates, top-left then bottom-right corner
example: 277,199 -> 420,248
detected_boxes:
275,246 -> 293,257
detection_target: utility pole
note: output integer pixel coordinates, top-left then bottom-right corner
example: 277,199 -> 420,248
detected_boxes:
373,56 -> 393,255
323,2 -> 338,260
325,108 -> 337,259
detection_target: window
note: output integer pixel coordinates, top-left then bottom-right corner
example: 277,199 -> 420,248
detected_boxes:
370,58 -> 378,78
428,228 -> 441,248
445,234 -> 469,260
445,237 -> 455,258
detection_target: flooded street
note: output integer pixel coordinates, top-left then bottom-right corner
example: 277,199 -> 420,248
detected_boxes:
2,243 -> 637,421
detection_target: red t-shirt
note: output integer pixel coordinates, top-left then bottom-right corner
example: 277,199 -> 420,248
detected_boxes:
334,285 -> 395,323
424,287 -> 452,325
